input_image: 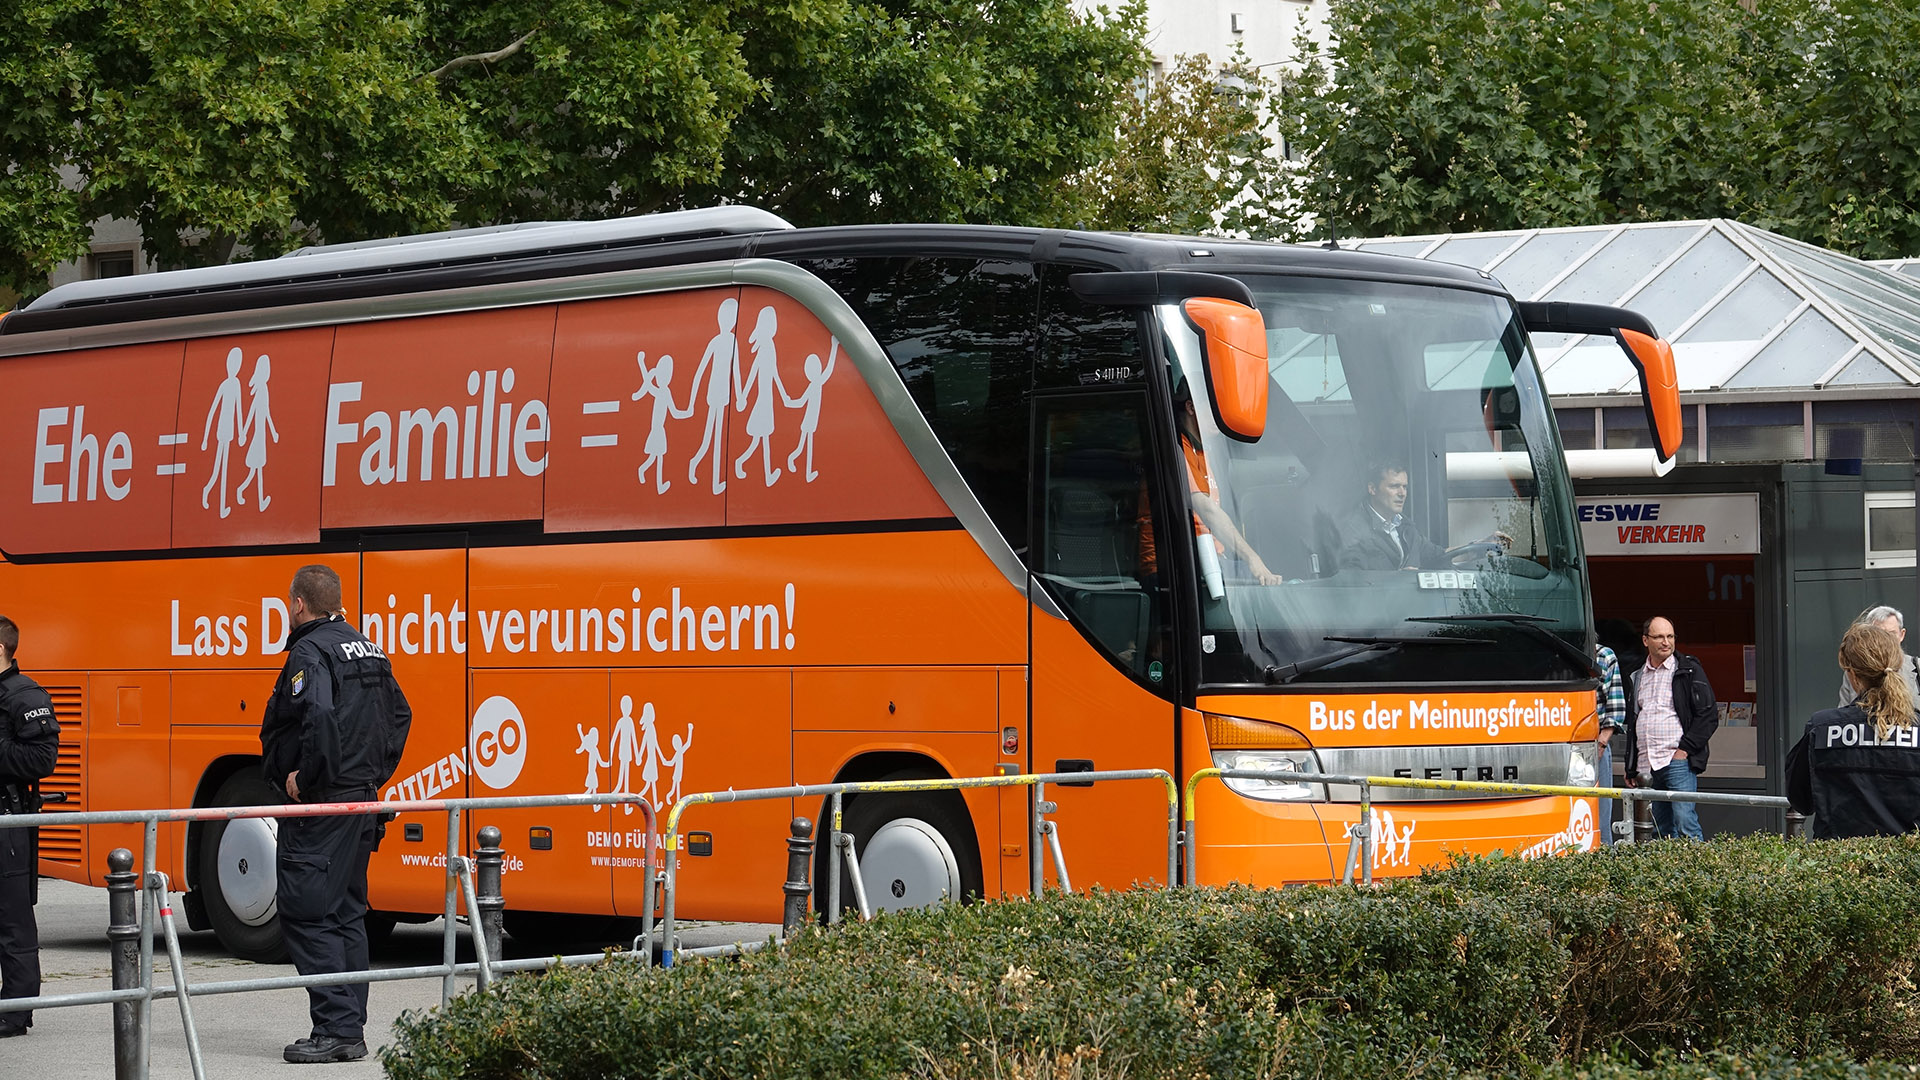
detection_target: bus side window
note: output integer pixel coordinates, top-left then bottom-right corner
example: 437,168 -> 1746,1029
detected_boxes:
1033,393 -> 1172,691
1036,266 -> 1144,390
791,256 -> 1036,559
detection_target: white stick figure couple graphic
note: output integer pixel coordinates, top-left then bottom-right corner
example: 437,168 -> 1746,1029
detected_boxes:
575,696 -> 694,814
200,347 -> 278,518
653,298 -> 839,494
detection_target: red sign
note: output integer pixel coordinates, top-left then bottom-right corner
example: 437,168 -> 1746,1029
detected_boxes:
4,285 -> 951,556
545,286 -> 946,533
322,307 -> 556,529
171,328 -> 334,548
545,291 -> 737,532
1,342 -> 184,554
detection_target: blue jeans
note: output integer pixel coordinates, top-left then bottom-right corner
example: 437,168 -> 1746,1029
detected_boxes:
1648,759 -> 1703,840
1596,743 -> 1616,845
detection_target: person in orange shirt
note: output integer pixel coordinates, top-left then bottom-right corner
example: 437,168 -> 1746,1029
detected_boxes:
1169,390 -> 1282,589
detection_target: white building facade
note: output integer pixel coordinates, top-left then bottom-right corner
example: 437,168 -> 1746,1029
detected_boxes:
1075,0 -> 1331,78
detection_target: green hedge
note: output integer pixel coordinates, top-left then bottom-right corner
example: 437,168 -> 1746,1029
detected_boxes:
383,836 -> 1920,1080
1524,1050 -> 1920,1080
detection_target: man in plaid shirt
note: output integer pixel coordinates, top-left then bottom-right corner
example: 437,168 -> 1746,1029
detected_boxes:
1594,644 -> 1627,844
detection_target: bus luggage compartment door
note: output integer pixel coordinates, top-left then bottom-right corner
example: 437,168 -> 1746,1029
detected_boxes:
362,548 -> 473,915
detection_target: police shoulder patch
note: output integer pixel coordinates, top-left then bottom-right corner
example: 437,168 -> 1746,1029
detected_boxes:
291,670 -> 306,697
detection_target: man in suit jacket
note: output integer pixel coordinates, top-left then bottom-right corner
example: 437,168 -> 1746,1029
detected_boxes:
1338,462 -> 1451,571
1622,616 -> 1718,840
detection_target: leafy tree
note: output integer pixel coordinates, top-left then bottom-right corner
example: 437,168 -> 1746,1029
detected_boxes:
1261,0 -> 1920,259
0,0 -> 98,296
1076,53 -> 1281,236
424,0 -> 760,223
1266,0 -> 1774,242
82,0 -> 482,269
1762,0 -> 1920,258
0,0 -> 480,292
678,0 -> 1147,226
0,0 -> 1147,298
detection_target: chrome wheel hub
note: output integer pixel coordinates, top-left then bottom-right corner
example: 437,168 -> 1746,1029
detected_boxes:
860,818 -> 961,914
217,817 -> 280,926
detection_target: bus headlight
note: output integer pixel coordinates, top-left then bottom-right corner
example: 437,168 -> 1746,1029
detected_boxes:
1213,750 -> 1324,801
1203,713 -> 1323,800
1567,741 -> 1599,787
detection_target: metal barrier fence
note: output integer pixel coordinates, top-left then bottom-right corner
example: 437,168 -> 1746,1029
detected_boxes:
0,766 -> 1803,1077
655,768 -> 1180,967
0,792 -> 658,1080
0,770 -> 1175,1076
1183,768 -> 1797,886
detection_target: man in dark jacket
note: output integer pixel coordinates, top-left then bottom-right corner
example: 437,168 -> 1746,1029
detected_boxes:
260,565 -> 411,1064
1622,616 -> 1717,840
1338,461 -> 1511,572
0,616 -> 60,1038
1339,462 -> 1452,571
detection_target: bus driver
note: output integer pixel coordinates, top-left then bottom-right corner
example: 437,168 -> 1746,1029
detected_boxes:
1339,460 -> 1511,571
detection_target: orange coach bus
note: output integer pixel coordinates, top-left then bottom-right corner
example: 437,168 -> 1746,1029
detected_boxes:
0,208 -> 1680,958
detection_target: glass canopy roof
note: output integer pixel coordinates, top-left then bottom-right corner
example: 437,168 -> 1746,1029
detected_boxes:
1343,220 -> 1920,399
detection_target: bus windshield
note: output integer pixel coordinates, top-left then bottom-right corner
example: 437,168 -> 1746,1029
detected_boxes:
1160,274 -> 1590,689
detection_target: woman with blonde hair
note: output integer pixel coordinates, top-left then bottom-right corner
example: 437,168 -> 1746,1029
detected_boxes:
1787,622 -> 1920,838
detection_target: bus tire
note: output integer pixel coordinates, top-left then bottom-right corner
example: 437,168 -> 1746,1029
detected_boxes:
829,780 -> 982,918
197,771 -> 289,963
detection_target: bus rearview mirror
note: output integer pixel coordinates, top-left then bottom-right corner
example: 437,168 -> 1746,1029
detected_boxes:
1616,328 -> 1683,462
1182,297 -> 1269,442
1517,300 -> 1683,463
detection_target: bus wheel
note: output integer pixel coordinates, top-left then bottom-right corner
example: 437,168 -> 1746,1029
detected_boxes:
197,771 -> 289,963
834,784 -> 982,918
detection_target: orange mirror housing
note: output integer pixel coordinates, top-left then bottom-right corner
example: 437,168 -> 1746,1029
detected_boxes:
1182,297 -> 1268,442
1617,328 -> 1683,462
1518,301 -> 1683,465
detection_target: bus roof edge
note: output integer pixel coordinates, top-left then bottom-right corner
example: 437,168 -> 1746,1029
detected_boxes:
23,206 -> 793,314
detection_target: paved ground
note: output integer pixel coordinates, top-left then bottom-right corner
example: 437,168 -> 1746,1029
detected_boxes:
4,877 -> 778,1078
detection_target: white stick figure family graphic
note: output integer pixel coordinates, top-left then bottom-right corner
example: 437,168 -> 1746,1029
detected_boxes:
200,347 -> 278,517
638,298 -> 839,495
1344,809 -> 1415,868
575,696 -> 694,814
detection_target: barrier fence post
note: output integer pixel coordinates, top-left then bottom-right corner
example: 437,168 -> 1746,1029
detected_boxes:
1360,779 -> 1375,886
106,848 -> 140,1080
138,820 -> 157,1079
826,793 -> 843,925
147,871 -> 207,1080
1033,782 -> 1060,896
1785,809 -> 1808,839
475,826 -> 506,967
442,806 -> 461,1006
1632,793 -> 1657,843
782,817 -> 814,938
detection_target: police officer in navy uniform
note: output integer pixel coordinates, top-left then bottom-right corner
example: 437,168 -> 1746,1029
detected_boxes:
0,615 -> 60,1038
260,566 -> 411,1064
1789,621 -> 1920,838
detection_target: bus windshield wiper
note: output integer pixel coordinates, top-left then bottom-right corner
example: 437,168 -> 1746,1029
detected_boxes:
1406,613 -> 1601,678
1265,634 -> 1497,685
